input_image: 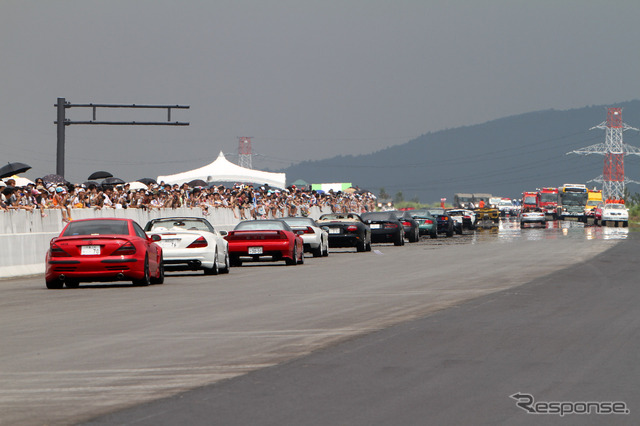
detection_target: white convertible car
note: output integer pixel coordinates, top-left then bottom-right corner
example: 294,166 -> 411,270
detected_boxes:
144,217 -> 230,275
279,217 -> 329,257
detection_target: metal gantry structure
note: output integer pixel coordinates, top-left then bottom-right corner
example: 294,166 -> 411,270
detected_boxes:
54,98 -> 189,177
569,107 -> 640,202
238,136 -> 253,169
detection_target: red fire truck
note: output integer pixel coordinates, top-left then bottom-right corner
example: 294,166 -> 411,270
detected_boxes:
521,191 -> 539,212
538,187 -> 558,219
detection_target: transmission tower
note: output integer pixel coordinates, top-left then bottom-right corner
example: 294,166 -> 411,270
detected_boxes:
568,107 -> 640,202
238,137 -> 253,169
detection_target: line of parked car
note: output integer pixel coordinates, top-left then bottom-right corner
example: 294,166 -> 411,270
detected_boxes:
44,208 -> 478,289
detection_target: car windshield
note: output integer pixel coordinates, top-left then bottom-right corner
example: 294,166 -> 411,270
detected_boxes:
318,213 -> 360,221
63,220 -> 130,236
605,204 -> 626,210
561,192 -> 587,206
539,193 -> 557,203
361,212 -> 394,221
146,218 -> 214,232
498,200 -> 512,206
280,217 -> 315,227
523,196 -> 537,204
411,209 -> 432,217
387,210 -> 406,218
428,209 -> 445,215
235,221 -> 289,231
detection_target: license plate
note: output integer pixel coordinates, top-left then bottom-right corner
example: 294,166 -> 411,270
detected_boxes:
81,245 -> 100,255
248,246 -> 263,255
328,228 -> 341,234
370,224 -> 381,229
159,240 -> 179,248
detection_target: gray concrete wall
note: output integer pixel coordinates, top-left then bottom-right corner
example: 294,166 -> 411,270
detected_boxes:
0,206 -> 329,279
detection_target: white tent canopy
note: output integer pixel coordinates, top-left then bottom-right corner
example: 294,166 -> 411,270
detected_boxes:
157,151 -> 286,188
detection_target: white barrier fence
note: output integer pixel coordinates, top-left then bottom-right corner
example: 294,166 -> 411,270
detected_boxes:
0,206 -> 330,279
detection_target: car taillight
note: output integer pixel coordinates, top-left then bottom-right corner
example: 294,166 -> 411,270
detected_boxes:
384,223 -> 398,229
402,221 -> 411,226
425,219 -> 433,224
187,236 -> 208,248
346,225 -> 358,232
304,226 -> 315,234
50,243 -> 70,257
113,242 -> 136,255
442,216 -> 449,221
463,215 -> 470,219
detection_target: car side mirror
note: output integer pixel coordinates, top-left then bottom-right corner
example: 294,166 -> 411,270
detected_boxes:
150,234 -> 161,242
219,230 -> 228,236
296,230 -> 305,235
321,226 -> 329,231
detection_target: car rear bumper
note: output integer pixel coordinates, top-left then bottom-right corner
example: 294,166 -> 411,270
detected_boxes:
228,240 -> 292,260
46,257 -> 144,282
161,248 -> 215,269
327,234 -> 362,247
370,229 -> 401,243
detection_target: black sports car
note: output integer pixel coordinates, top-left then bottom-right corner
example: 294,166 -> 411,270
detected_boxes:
388,210 -> 420,242
428,209 -> 454,237
316,213 -> 372,252
360,211 -> 405,246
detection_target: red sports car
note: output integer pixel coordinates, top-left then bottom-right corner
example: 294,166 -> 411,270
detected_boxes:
224,220 -> 304,266
45,218 -> 164,289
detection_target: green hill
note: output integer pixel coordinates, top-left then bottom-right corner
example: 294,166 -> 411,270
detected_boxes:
282,101 -> 640,203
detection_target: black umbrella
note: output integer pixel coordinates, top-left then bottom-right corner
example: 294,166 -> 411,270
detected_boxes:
187,179 -> 208,188
0,162 -> 31,179
88,171 -> 113,180
137,177 -> 157,185
83,181 -> 102,189
42,174 -> 68,185
102,177 -> 126,186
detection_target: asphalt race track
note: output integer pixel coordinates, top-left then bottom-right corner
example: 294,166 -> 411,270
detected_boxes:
0,224 -> 637,425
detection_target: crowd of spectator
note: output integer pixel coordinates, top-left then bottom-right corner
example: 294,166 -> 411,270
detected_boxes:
0,177 -> 378,222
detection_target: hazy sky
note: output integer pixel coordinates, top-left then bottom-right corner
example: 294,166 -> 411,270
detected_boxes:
2,0 -> 640,184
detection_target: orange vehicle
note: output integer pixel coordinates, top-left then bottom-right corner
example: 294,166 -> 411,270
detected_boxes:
584,189 -> 603,218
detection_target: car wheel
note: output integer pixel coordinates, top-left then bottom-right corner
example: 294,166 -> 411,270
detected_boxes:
408,229 -> 418,243
220,252 -> 231,273
46,279 -> 64,289
365,241 -> 372,251
356,240 -> 366,252
286,246 -> 298,265
446,227 -> 454,237
297,247 -> 305,264
133,256 -> 151,286
151,257 -> 165,284
204,249 -> 220,275
394,231 -> 403,246
322,241 -> 329,257
312,244 -> 323,257
430,230 -> 437,239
